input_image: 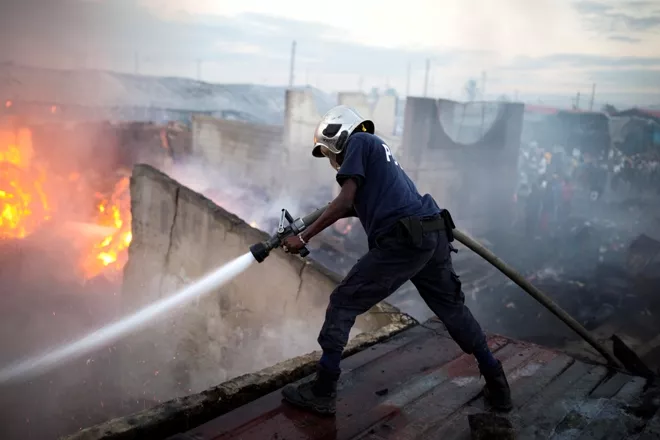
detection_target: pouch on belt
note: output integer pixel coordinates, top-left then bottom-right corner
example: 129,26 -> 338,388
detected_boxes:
398,211 -> 450,247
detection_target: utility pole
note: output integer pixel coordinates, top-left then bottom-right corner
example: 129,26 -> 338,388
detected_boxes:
480,71 -> 487,136
589,83 -> 596,111
196,59 -> 202,81
423,58 -> 430,97
289,40 -> 297,88
481,70 -> 487,101
406,62 -> 411,97
575,91 -> 581,110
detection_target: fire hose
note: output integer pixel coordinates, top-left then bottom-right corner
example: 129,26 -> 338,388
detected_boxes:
249,206 -> 624,369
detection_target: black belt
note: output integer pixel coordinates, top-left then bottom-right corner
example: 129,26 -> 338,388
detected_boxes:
419,215 -> 445,232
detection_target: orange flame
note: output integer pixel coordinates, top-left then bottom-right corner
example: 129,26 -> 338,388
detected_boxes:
82,177 -> 132,280
0,128 -> 51,239
0,126 -> 132,281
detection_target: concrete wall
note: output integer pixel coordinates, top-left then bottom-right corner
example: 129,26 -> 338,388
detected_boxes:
401,97 -> 524,233
338,92 -> 398,138
191,115 -> 283,189
120,164 -> 396,402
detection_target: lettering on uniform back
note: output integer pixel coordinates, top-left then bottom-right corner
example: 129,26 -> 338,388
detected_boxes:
382,143 -> 400,168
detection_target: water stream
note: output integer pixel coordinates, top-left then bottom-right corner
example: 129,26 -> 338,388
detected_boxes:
0,252 -> 256,384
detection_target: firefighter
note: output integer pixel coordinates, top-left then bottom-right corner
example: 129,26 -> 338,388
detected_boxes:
281,105 -> 512,415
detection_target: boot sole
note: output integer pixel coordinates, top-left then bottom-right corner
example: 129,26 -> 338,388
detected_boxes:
281,388 -> 336,416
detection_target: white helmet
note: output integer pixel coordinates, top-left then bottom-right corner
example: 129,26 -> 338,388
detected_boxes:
312,105 -> 374,158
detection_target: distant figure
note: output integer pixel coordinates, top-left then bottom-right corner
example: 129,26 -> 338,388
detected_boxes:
280,105 -> 512,415
558,176 -> 574,224
525,180 -> 543,237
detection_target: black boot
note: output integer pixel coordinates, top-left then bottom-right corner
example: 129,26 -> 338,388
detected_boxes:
479,360 -> 513,412
281,368 -> 339,416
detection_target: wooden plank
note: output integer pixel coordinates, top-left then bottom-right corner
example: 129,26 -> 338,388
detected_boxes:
590,373 -> 636,399
420,351 -> 573,440
635,407 -> 660,440
356,341 -> 549,440
571,377 -> 648,440
191,331 -> 510,439
187,324 -> 439,439
324,337 -> 510,440
514,361 -> 609,439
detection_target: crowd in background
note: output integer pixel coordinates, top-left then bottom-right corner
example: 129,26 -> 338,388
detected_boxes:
514,141 -> 608,237
514,134 -> 660,239
611,150 -> 660,196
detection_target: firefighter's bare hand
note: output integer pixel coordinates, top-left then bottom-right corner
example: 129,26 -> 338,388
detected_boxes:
282,235 -> 305,254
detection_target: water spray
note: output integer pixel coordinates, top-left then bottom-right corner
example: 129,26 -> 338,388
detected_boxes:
0,252 -> 255,384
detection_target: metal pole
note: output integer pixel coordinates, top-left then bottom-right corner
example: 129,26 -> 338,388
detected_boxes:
453,228 -> 623,369
406,62 -> 411,97
423,59 -> 430,97
289,41 -> 297,88
589,83 -> 596,111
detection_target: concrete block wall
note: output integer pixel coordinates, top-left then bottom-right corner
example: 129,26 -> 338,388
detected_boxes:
401,97 -> 524,234
281,90 -> 335,203
192,115 -> 284,190
120,164 -> 395,402
338,92 -> 398,138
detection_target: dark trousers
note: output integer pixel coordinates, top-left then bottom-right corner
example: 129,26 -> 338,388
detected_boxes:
317,225 -> 488,373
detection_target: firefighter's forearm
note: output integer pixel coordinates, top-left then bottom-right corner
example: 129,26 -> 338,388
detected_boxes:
341,206 -> 357,218
300,199 -> 353,241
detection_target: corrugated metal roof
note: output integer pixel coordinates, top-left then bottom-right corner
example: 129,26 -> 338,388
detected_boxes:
0,63 -> 335,125
182,319 -> 660,440
524,104 -> 606,116
614,108 -> 660,122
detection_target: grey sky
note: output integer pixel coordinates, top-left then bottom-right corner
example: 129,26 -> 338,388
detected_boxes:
1,0 -> 659,107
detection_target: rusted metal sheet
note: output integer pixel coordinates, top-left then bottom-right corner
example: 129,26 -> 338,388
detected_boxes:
182,323 -> 659,440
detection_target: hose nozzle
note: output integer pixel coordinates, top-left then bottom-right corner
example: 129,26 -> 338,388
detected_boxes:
248,205 -> 328,264
249,242 -> 270,263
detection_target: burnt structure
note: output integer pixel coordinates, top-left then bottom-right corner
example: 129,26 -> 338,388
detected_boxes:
401,98 -> 524,234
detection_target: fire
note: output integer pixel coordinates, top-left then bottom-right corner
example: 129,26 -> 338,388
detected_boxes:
82,176 -> 132,280
0,128 -> 51,239
0,126 -> 133,281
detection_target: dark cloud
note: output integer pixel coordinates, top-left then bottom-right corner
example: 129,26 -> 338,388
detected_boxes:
0,0 -> 470,87
573,0 -> 660,34
608,35 -> 642,43
506,54 -> 660,70
573,1 -> 612,15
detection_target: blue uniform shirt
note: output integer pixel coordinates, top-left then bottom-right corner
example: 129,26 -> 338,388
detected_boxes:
336,132 -> 441,242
